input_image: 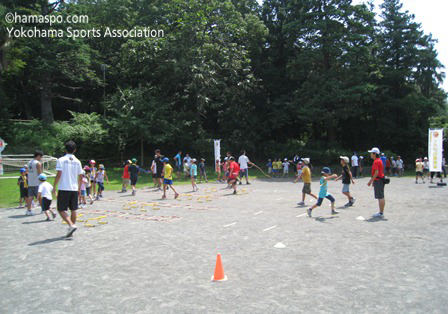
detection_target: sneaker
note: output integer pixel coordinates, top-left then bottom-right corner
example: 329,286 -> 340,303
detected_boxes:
99,195 -> 103,198
233,190 -> 237,195
52,211 -> 57,219
344,202 -> 351,207
45,217 -> 51,221
134,190 -> 137,196
372,212 -> 384,218
350,197 -> 356,205
239,182 -> 242,185
66,225 -> 77,238
331,210 -> 339,215
246,182 -> 251,185
26,210 -> 34,216
415,181 -> 418,184
297,202 -> 305,206
95,196 -> 100,201
131,190 -> 135,196
307,208 -> 312,217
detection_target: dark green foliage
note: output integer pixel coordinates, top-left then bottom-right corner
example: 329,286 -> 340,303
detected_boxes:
0,0 -> 446,162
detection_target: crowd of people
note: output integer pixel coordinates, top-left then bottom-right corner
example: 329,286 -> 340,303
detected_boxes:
16,141 -> 446,238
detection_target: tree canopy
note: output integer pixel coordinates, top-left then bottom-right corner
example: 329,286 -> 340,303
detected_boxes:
0,0 -> 446,161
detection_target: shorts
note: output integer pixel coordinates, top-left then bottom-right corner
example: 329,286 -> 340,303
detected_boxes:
130,177 -> 138,186
342,184 -> 350,193
98,182 -> 105,191
81,190 -> 86,196
316,195 -> 335,206
302,183 -> 311,194
240,169 -> 248,177
86,187 -> 91,196
164,178 -> 173,185
191,175 -> 197,180
122,178 -> 130,185
416,171 -> 423,176
227,177 -> 237,184
28,186 -> 39,198
373,180 -> 385,199
42,197 -> 52,211
423,169 -> 429,173
177,164 -> 182,172
297,170 -> 302,176
154,172 -> 164,179
20,187 -> 28,198
57,190 -> 78,211
283,168 -> 288,173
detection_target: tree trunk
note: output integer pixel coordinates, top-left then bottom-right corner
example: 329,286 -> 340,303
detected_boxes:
140,138 -> 144,167
40,2 -> 54,124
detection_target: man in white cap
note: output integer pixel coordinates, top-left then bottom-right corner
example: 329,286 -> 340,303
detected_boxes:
367,147 -> 386,218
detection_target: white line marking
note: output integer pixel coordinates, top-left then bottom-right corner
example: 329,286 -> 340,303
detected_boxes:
263,226 -> 277,232
223,222 -> 237,227
276,198 -> 283,201
254,211 -> 263,215
296,213 -> 306,218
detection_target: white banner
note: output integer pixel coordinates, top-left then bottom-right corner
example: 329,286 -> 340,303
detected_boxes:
214,140 -> 221,171
428,129 -> 444,172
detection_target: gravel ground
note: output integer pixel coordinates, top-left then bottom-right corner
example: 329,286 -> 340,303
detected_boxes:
1,176 -> 447,313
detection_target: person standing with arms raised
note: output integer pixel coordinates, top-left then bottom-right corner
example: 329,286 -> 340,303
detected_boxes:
26,150 -> 44,216
53,141 -> 83,238
367,147 -> 386,218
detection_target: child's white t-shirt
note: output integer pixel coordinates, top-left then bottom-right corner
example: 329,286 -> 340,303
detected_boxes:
282,162 -> 290,168
38,181 -> 53,200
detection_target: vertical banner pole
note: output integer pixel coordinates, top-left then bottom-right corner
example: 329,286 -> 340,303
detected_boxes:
214,139 -> 221,172
428,128 -> 444,172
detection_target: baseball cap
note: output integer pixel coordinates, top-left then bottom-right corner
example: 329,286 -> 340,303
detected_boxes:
424,157 -> 428,160
340,156 -> 349,163
381,153 -> 385,156
90,160 -> 96,164
162,157 -> 169,162
224,157 -> 228,161
20,168 -> 26,173
302,158 -> 310,164
368,147 -> 380,154
321,167 -> 331,174
191,158 -> 197,162
201,158 -> 205,161
83,166 -> 90,171
284,158 -> 287,161
229,156 -> 235,161
99,164 -> 105,169
360,156 -> 364,159
132,158 -> 137,163
38,173 -> 47,181
127,159 -> 132,164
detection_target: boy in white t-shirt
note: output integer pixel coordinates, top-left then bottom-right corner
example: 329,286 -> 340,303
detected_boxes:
37,174 -> 56,221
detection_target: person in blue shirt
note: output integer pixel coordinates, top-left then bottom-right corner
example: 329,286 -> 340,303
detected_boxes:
190,158 -> 199,192
174,150 -> 182,177
380,153 -> 387,169
307,167 -> 338,217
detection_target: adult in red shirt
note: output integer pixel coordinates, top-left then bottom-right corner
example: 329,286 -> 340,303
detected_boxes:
227,156 -> 240,195
121,160 -> 131,193
367,147 -> 386,218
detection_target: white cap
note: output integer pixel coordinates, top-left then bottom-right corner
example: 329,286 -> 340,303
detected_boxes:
360,156 -> 364,159
340,156 -> 349,163
302,158 -> 310,164
284,158 -> 287,161
192,158 -> 197,162
424,157 -> 428,160
368,147 -> 380,154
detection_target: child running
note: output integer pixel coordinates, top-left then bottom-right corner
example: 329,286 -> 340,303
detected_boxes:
94,164 -> 109,200
121,160 -> 131,192
129,158 -> 140,195
335,156 -> 356,207
307,167 -> 338,217
227,156 -> 240,194
190,158 -> 199,191
162,158 -> 179,199
295,158 -> 317,205
18,168 -> 28,208
37,174 -> 57,221
415,158 -> 425,183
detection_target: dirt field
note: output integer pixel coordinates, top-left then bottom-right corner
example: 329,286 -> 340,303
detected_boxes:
1,176 -> 447,313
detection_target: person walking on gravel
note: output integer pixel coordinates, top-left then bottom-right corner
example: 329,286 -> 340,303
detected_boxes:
351,152 -> 359,179
228,157 -> 240,194
367,147 -> 386,218
26,150 -> 44,216
295,158 -> 317,206
53,141 -> 83,237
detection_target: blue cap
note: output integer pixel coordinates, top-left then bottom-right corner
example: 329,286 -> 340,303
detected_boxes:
20,168 -> 26,173
162,157 -> 169,162
321,167 -> 331,174
38,174 -> 47,181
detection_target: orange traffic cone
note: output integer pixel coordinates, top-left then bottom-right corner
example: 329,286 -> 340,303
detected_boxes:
211,253 -> 227,281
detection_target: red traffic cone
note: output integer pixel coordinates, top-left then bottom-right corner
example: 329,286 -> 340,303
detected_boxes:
211,253 -> 227,281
